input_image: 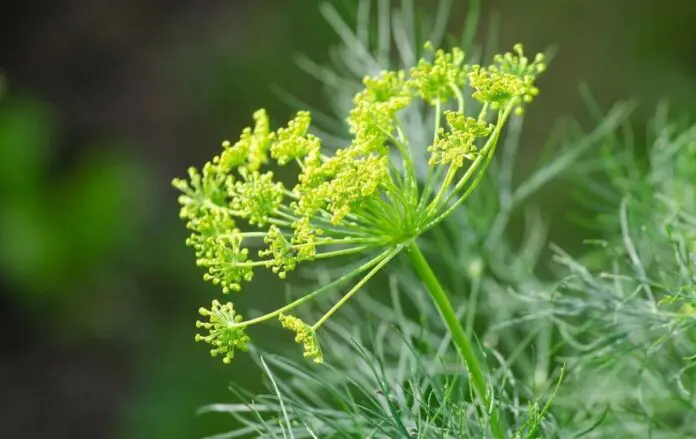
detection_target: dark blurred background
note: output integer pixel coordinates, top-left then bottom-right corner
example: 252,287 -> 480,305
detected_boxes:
0,1 -> 694,438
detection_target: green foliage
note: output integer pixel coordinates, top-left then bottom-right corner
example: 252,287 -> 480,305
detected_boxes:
200,274 -> 565,438
0,96 -> 144,315
517,103 -> 696,437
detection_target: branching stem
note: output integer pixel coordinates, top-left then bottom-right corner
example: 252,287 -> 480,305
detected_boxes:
405,241 -> 505,438
230,249 -> 392,328
312,246 -> 401,330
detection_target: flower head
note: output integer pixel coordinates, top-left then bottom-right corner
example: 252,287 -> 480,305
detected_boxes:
290,216 -> 322,260
349,71 -> 411,147
173,163 -> 234,228
259,225 -> 299,278
429,112 -> 494,168
230,169 -> 284,226
203,236 -> 253,293
468,44 -> 545,113
409,44 -> 467,105
325,154 -> 390,224
219,109 -> 271,172
270,111 -> 320,165
195,300 -> 250,364
174,43 -> 545,364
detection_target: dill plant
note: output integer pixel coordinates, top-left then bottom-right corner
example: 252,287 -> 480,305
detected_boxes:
173,2 -> 544,436
196,97 -> 694,438
173,1 -> 695,438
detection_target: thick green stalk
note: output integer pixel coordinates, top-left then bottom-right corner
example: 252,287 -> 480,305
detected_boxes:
405,241 -> 504,438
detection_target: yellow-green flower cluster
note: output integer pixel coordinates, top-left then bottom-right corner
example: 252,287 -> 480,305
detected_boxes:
218,109 -> 271,172
429,111 -> 494,168
259,225 -> 299,278
349,71 -> 412,145
198,231 -> 252,293
230,169 -> 284,226
279,314 -> 323,363
409,44 -> 467,104
195,300 -> 250,364
468,44 -> 546,113
175,43 -> 545,364
270,111 -> 320,165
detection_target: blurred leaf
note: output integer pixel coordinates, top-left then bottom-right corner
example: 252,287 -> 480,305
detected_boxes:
55,146 -> 145,277
0,198 -> 67,295
0,95 -> 147,326
0,97 -> 53,195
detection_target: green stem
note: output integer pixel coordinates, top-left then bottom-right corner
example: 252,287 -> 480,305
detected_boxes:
312,245 -> 401,330
417,164 -> 444,212
433,100 -> 442,144
416,100 -> 446,213
301,237 -> 381,247
425,163 -> 457,215
405,241 -> 504,438
424,102 -> 515,231
230,249 -> 391,328
394,118 -> 419,204
451,82 -> 465,114
312,245 -> 374,260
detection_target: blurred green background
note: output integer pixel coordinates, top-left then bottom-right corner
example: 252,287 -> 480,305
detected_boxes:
0,1 -> 694,438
